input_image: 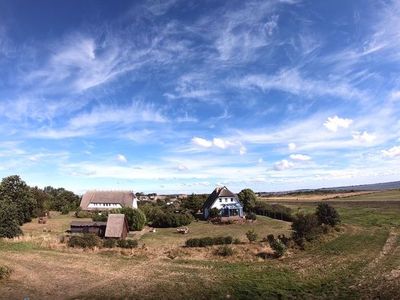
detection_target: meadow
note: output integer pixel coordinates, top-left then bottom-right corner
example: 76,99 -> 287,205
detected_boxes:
0,190 -> 399,299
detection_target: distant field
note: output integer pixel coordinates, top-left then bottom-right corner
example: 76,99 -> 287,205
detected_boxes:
260,189 -> 400,203
0,195 -> 399,299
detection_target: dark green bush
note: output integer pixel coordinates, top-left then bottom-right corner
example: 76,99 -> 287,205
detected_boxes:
0,265 -> 12,280
246,229 -> 258,243
116,208 -> 146,231
209,208 -> 220,219
291,213 -> 322,243
92,212 -> 108,222
103,239 -> 117,248
215,245 -> 234,257
246,212 -> 257,221
117,239 -> 138,248
185,236 -> 233,247
267,234 -> 287,258
0,201 -> 22,238
316,203 -> 341,226
253,202 -> 293,221
68,234 -> 102,249
152,212 -> 193,228
75,210 -> 93,218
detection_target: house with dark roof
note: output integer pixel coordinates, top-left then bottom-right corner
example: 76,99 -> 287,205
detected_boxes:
80,191 -> 138,211
202,186 -> 244,219
105,214 -> 129,239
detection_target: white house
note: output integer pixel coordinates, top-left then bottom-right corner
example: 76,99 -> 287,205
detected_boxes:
202,186 -> 244,219
80,191 -> 138,211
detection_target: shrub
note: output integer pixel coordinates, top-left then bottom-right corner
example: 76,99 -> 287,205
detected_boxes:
117,239 -> 138,249
68,234 -> 102,249
233,238 -> 241,244
253,202 -> 293,221
75,209 -> 92,218
215,245 -> 234,257
316,203 -> 341,226
92,212 -> 108,222
61,205 -> 70,215
291,213 -> 321,242
267,234 -> 287,258
209,208 -> 220,219
103,239 -> 117,248
246,212 -> 257,221
152,212 -> 192,228
0,265 -> 12,280
185,236 -> 233,247
117,208 -> 146,231
246,229 -> 258,243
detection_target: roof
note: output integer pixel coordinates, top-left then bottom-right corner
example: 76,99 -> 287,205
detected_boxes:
70,221 -> 107,227
80,191 -> 136,210
105,214 -> 129,238
202,186 -> 238,210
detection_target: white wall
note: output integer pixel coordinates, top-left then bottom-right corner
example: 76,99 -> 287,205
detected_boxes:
210,197 -> 239,209
88,203 -> 122,209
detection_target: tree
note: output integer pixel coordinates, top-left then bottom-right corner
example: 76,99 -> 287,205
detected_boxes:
118,207 -> 147,231
316,203 -> 340,226
246,229 -> 258,243
181,194 -> 206,214
0,175 -> 36,225
209,207 -> 220,219
238,188 -> 257,212
291,213 -> 321,241
30,186 -> 52,217
0,201 -> 22,238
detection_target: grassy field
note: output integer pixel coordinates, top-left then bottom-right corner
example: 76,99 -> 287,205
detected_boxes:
0,192 -> 399,299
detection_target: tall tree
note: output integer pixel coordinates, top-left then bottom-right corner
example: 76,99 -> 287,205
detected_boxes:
0,201 -> 22,238
238,188 -> 257,212
0,175 -> 36,225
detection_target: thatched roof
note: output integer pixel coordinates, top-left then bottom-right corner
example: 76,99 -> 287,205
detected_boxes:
202,186 -> 238,210
105,214 -> 128,238
80,191 -> 136,210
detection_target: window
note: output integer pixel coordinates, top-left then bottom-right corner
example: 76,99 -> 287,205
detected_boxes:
225,198 -> 228,202
219,199 -> 222,202
231,198 -> 233,201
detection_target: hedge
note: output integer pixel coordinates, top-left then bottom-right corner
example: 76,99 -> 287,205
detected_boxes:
185,236 -> 233,247
253,202 -> 293,221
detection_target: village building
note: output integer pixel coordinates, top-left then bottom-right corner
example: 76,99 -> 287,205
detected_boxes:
70,221 -> 107,237
202,186 -> 244,219
105,214 -> 129,239
80,191 -> 138,211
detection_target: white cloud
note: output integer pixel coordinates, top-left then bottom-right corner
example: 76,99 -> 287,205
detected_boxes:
289,154 -> 311,161
352,131 -> 376,143
288,142 -> 297,151
324,115 -> 353,132
390,90 -> 400,101
264,15 -> 279,36
239,145 -> 247,155
382,146 -> 400,158
274,159 -> 294,171
116,154 -> 128,163
192,137 -> 213,148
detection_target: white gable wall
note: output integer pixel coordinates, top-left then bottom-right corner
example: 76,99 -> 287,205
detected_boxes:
210,197 -> 240,209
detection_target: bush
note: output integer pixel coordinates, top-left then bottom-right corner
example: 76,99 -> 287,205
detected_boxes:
233,238 -> 241,244
103,239 -> 117,248
267,234 -> 287,258
92,212 -> 108,222
215,245 -> 234,257
152,212 -> 193,228
0,265 -> 12,280
246,212 -> 257,221
253,202 -> 293,221
246,229 -> 258,243
0,202 -> 22,238
61,205 -> 70,215
117,239 -> 138,249
75,209 -> 92,218
185,236 -> 233,247
67,234 -> 102,249
117,208 -> 146,231
316,203 -> 340,226
291,213 -> 321,242
209,208 -> 220,219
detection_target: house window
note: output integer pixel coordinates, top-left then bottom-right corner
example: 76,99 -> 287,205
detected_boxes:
231,198 -> 233,201
219,199 -> 222,203
225,199 -> 228,202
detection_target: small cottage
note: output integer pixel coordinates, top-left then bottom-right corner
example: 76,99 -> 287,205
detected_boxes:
70,221 -> 107,237
202,186 -> 244,219
105,214 -> 129,239
80,191 -> 138,211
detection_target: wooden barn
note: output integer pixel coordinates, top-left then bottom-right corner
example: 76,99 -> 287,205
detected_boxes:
105,214 -> 129,239
70,221 -> 107,237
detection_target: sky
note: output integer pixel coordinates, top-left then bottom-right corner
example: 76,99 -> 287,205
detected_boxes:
0,0 -> 400,194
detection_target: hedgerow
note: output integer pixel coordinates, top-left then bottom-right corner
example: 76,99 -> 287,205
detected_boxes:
185,236 -> 233,247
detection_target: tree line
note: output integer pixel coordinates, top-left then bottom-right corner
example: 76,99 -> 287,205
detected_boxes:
0,175 -> 80,238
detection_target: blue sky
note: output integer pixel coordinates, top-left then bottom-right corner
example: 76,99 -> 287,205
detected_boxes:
0,0 -> 400,194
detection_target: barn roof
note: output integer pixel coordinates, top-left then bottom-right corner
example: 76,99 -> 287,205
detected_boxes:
70,221 -> 107,227
105,214 -> 128,238
80,191 -> 136,210
202,186 -> 238,210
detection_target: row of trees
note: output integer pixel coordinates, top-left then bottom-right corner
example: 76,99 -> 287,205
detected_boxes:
0,175 -> 80,238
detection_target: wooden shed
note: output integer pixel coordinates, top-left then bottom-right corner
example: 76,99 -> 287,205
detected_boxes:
105,214 -> 129,239
70,221 -> 107,237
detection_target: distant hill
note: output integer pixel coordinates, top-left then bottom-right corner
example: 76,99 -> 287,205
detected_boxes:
258,181 -> 400,196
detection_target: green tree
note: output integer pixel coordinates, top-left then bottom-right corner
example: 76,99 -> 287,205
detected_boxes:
30,186 -> 52,217
238,188 -> 257,212
0,175 -> 36,224
0,201 -> 22,238
291,213 -> 321,241
118,207 -> 147,231
182,194 -> 206,213
316,203 -> 340,226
